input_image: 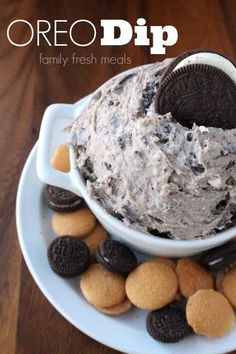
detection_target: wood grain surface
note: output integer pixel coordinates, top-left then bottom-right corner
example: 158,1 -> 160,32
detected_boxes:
0,0 -> 235,353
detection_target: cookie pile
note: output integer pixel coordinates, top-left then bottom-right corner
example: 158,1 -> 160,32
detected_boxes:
47,145 -> 109,264
45,145 -> 236,344
46,185 -> 108,259
80,240 -> 138,316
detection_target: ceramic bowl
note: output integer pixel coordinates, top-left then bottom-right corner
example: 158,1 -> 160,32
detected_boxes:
36,93 -> 236,257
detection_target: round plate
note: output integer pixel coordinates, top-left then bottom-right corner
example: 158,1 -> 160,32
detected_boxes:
16,144 -> 236,354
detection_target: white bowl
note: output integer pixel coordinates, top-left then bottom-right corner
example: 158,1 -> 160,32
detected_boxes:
36,95 -> 236,257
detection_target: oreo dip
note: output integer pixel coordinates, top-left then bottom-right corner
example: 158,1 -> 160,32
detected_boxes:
69,52 -> 236,240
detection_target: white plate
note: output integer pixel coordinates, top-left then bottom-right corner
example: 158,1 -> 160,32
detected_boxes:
16,147 -> 236,354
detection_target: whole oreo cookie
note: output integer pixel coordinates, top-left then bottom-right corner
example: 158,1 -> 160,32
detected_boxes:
157,64 -> 236,129
48,236 -> 90,277
198,240 -> 236,271
146,306 -> 191,343
45,185 -> 83,212
96,239 -> 137,276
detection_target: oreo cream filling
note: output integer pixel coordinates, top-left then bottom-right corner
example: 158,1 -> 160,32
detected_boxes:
68,58 -> 236,240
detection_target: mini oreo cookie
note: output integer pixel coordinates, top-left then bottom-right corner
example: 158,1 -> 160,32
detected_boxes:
96,239 -> 137,276
45,185 -> 83,212
198,240 -> 236,271
157,64 -> 236,129
48,236 -> 89,277
146,306 -> 191,343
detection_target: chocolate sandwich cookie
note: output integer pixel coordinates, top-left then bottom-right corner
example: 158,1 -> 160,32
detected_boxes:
48,236 -> 89,277
146,306 -> 191,343
198,240 -> 236,271
96,239 -> 137,276
45,185 -> 83,212
156,64 -> 236,129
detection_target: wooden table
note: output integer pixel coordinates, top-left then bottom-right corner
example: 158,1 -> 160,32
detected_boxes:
0,0 -> 235,353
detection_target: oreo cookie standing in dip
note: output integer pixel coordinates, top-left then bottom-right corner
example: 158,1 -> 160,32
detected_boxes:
156,51 -> 236,129
48,236 -> 90,277
146,306 -> 191,343
96,239 -> 137,276
45,185 -> 83,212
